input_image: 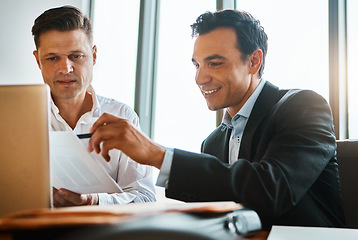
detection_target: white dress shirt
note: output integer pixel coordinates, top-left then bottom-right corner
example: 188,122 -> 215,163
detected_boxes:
50,85 -> 156,204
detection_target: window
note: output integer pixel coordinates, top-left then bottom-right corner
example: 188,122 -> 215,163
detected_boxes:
236,0 -> 329,101
347,0 -> 358,138
92,0 -> 140,108
91,0 -> 355,143
153,0 -> 217,152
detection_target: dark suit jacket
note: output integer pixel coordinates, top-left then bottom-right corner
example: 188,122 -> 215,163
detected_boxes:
166,81 -> 345,229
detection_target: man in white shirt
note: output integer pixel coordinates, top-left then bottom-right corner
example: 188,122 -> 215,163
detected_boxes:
32,6 -> 156,207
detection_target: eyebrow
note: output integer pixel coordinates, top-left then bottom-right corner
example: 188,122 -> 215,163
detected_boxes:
43,50 -> 84,57
192,54 -> 226,63
43,53 -> 57,57
204,54 -> 226,61
70,50 -> 85,54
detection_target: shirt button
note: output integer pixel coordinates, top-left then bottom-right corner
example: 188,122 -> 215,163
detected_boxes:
237,137 -> 241,143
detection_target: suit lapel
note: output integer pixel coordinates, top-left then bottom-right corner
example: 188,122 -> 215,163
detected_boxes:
238,81 -> 282,160
202,125 -> 232,164
203,82 -> 284,163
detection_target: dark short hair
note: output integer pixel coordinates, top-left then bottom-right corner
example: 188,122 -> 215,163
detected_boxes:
32,6 -> 93,49
191,9 -> 268,78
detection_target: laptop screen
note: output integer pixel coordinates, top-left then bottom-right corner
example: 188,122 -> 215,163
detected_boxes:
0,84 -> 52,216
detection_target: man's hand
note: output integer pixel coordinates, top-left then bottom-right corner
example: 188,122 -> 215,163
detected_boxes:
53,188 -> 98,207
88,113 -> 165,169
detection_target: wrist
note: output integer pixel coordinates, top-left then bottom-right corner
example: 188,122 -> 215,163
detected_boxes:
152,144 -> 166,169
88,193 -> 99,205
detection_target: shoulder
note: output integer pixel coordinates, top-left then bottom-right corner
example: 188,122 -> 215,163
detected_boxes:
259,81 -> 329,112
253,84 -> 333,132
96,95 -> 139,125
259,81 -> 328,107
277,89 -> 330,111
269,89 -> 333,130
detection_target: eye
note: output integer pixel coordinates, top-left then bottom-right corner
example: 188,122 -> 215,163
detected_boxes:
69,54 -> 85,61
46,56 -> 59,61
209,62 -> 222,67
193,62 -> 199,69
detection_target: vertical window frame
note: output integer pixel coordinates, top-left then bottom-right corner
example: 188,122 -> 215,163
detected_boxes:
329,0 -> 348,139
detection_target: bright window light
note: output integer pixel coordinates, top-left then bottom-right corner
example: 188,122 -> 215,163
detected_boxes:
347,0 -> 358,138
236,0 -> 329,101
154,0 -> 217,153
92,0 -> 140,108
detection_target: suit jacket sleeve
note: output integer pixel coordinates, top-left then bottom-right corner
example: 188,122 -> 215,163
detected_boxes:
165,89 -> 338,226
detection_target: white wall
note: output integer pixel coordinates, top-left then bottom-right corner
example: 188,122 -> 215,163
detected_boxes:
0,0 -> 90,85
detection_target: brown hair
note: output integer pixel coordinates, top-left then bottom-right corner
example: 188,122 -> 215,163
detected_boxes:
32,5 -> 93,49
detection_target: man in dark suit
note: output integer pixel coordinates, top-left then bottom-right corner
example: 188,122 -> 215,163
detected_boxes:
88,9 -> 345,229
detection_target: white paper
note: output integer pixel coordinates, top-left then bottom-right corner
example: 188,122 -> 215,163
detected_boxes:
268,226 -> 358,240
49,131 -> 122,194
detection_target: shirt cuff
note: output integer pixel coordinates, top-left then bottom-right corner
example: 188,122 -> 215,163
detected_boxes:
156,148 -> 174,188
97,193 -> 114,205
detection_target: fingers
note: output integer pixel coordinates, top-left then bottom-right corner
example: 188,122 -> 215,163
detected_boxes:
88,113 -> 125,155
88,134 -> 102,154
59,189 -> 83,205
90,134 -> 119,162
53,188 -> 75,207
52,189 -> 97,207
90,121 -> 135,162
90,112 -> 117,133
89,116 -> 130,161
88,126 -> 111,160
88,113 -> 108,153
102,150 -> 111,162
88,113 -> 165,167
100,139 -> 119,162
88,113 -> 165,168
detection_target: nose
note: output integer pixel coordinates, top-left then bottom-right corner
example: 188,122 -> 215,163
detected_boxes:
58,57 -> 73,74
195,66 -> 211,87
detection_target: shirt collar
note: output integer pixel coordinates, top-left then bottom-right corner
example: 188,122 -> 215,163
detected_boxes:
223,79 -> 266,125
87,85 -> 101,118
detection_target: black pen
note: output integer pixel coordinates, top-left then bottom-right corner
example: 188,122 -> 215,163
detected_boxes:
77,133 -> 93,139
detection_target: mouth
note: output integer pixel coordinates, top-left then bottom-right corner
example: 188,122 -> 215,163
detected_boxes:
56,79 -> 76,85
202,87 -> 221,96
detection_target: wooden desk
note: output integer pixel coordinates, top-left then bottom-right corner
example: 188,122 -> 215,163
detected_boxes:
0,202 -> 264,239
0,233 -> 12,240
246,231 -> 270,240
0,230 -> 269,240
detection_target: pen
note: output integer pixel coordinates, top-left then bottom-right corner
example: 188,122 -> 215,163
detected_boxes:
77,133 -> 93,139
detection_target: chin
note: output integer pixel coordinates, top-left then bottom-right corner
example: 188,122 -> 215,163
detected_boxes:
206,104 -> 220,111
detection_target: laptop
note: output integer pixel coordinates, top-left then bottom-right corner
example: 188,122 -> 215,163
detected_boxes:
0,84 -> 52,217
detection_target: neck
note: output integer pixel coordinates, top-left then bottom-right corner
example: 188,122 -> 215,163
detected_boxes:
227,77 -> 261,118
53,92 -> 93,129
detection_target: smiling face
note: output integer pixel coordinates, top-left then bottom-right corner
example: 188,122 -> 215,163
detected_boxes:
192,27 -> 262,117
33,29 -> 96,104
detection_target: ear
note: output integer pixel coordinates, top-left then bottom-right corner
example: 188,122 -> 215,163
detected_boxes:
33,50 -> 41,69
249,49 -> 263,75
92,45 -> 97,66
